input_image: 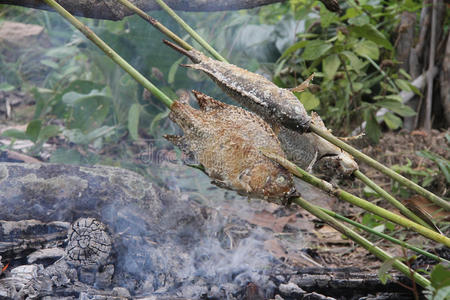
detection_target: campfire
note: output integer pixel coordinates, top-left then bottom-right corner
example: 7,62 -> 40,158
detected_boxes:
0,162 -> 419,299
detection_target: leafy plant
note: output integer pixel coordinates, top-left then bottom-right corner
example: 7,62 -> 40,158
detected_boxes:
267,0 -> 423,141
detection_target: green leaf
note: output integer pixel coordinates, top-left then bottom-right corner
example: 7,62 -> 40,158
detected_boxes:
341,51 -> 364,71
348,14 -> 370,26
38,125 -> 60,142
320,5 -> 339,28
375,100 -> 416,117
40,59 -> 59,69
395,79 -> 412,92
378,257 -> 402,284
354,40 -> 379,60
322,54 -> 340,80
1,129 -> 29,140
301,40 -> 332,61
128,103 -> 141,140
434,286 -> 450,300
430,264 -> 450,290
26,120 -> 42,143
168,57 -> 183,84
351,24 -> 393,50
364,109 -> 382,143
383,112 -> 402,130
280,40 -> 308,59
295,91 -> 320,110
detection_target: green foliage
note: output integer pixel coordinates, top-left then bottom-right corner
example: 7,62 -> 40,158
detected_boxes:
269,0 -> 423,141
424,264 -> 450,300
362,213 -> 396,235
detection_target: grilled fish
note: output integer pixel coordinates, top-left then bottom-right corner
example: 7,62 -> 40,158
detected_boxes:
164,40 -> 311,133
165,40 -> 358,178
165,90 -> 297,202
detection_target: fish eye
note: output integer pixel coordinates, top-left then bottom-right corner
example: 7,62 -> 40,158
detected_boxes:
275,175 -> 286,184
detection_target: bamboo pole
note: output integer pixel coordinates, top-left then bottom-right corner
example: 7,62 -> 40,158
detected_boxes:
116,0 -> 192,51
153,0 -> 227,62
293,196 -> 431,288
309,125 -> 450,211
262,151 -> 450,247
353,170 -> 434,230
318,206 -> 449,264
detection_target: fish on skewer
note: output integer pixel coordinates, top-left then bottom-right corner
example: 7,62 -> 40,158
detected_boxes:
165,90 -> 297,203
164,40 -> 358,178
163,40 -> 311,133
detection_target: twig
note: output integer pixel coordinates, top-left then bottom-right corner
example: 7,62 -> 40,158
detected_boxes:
154,0 -> 227,62
262,150 -> 450,246
424,0 -> 437,130
292,196 -> 431,288
41,0 -> 174,108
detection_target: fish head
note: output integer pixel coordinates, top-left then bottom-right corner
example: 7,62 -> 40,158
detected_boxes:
169,101 -> 207,135
314,152 -> 359,179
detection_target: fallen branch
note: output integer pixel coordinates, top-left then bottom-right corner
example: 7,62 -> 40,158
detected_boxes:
1,0 -> 285,20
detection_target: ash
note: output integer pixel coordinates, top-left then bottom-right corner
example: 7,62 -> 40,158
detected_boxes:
0,163 -> 298,299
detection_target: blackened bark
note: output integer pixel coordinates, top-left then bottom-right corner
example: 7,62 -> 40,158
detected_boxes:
0,0 -> 286,20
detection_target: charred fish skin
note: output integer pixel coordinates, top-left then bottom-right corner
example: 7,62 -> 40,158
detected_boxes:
165,90 -> 297,202
164,40 -> 311,133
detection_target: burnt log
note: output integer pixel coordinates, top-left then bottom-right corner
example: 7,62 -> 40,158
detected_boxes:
1,0 -> 285,20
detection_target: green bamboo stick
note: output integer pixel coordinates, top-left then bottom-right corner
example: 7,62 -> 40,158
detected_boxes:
116,0 -> 192,51
309,125 -> 450,211
262,151 -> 450,247
354,170 -> 434,230
42,0 -> 174,109
292,196 -> 431,288
153,0 -> 228,62
318,206 -> 449,264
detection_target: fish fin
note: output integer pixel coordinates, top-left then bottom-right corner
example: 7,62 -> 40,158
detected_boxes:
163,39 -> 202,63
192,90 -> 227,111
164,134 -> 197,164
164,134 -> 185,148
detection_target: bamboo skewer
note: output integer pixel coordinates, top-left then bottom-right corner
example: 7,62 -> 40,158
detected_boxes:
309,125 -> 450,211
353,170 -> 434,230
153,0 -> 227,62
318,206 -> 449,264
292,196 -> 431,288
262,151 -> 450,247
